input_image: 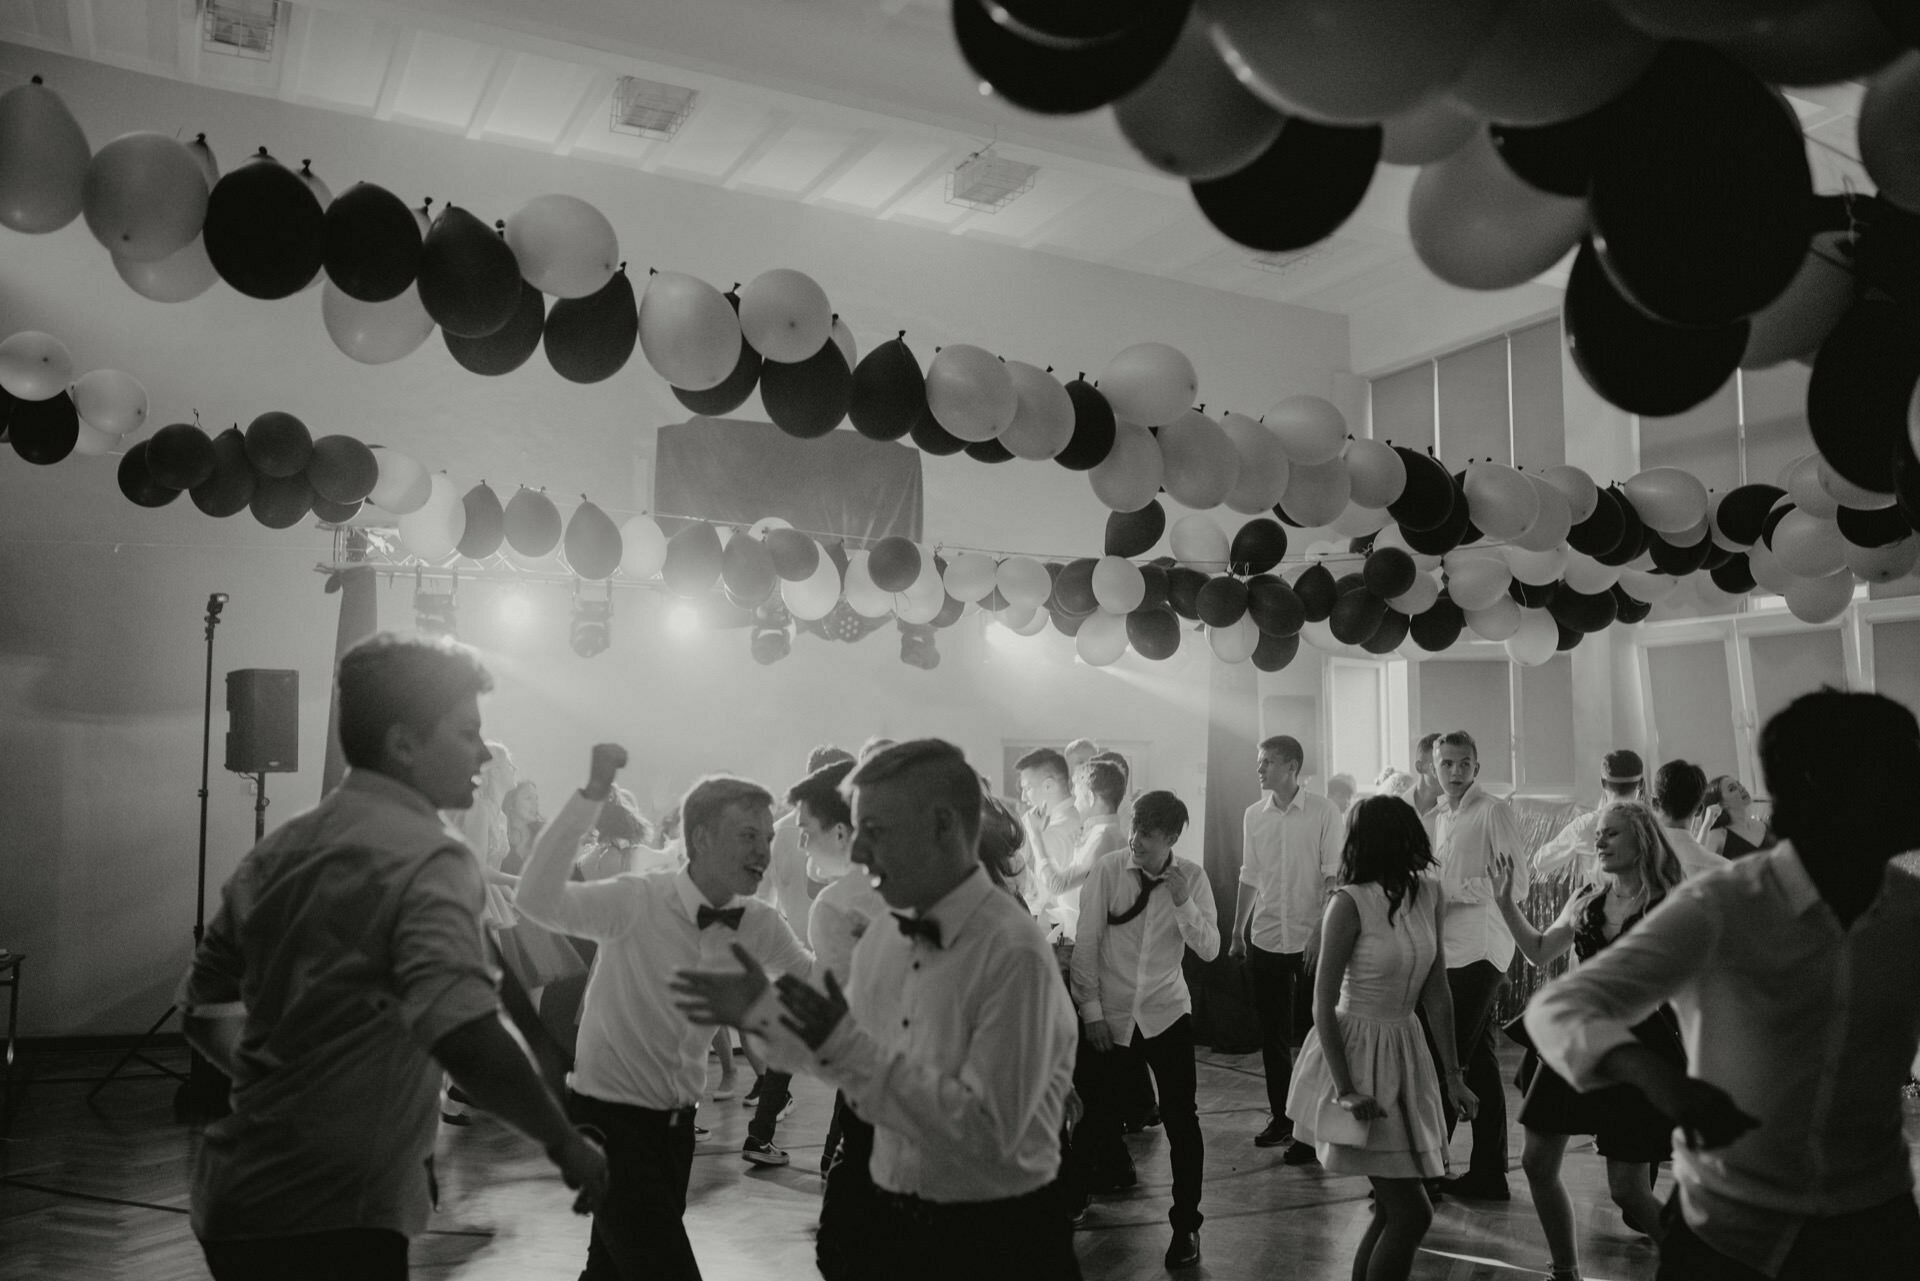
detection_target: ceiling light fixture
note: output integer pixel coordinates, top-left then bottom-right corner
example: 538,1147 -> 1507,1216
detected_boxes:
611,76 -> 698,141
945,147 -> 1038,214
201,0 -> 281,61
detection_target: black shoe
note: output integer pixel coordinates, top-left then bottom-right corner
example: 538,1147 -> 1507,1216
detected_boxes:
1124,1104 -> 1163,1134
1164,1229 -> 1201,1270
1253,1120 -> 1293,1148
1281,1138 -> 1319,1165
1438,1172 -> 1511,1201
447,1085 -> 474,1106
1424,1178 -> 1444,1204
744,1074 -> 765,1105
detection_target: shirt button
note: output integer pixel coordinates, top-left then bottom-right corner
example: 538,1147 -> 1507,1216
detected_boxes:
901,1018 -> 910,1028
912,962 -> 920,971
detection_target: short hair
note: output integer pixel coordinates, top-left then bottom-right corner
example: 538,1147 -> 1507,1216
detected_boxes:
1415,732 -> 1441,763
595,794 -> 650,846
1761,688 -> 1920,845
1653,759 -> 1707,821
1597,801 -> 1685,898
680,775 -> 774,856
1340,795 -> 1436,925
1083,759 -> 1127,812
1258,735 -> 1304,769
1435,730 -> 1478,760
1015,746 -> 1070,785
1089,749 -> 1130,780
336,633 -> 493,769
1603,749 -> 1645,784
850,738 -> 984,849
788,759 -> 855,830
1328,772 -> 1357,797
1131,790 -> 1189,838
807,744 -> 856,774
1063,737 -> 1101,764
857,735 -> 896,760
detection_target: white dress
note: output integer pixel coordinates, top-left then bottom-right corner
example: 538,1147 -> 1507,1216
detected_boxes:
1284,878 -> 1450,1178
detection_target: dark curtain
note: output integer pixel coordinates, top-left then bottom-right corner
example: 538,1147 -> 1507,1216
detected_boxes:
1189,655 -> 1264,1053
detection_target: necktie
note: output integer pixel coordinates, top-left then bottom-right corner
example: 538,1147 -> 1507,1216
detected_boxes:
696,904 -> 745,930
893,913 -> 943,947
1107,868 -> 1165,927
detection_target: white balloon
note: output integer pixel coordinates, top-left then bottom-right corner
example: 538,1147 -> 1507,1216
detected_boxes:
0,331 -> 73,401
1089,420 -> 1166,512
1221,411 -> 1291,513
1773,510 -> 1848,578
1077,611 -> 1131,666
1278,457 -> 1352,526
1005,604 -> 1051,636
893,557 -> 947,624
1504,607 -> 1558,666
70,420 -> 118,456
1329,503 -> 1391,537
997,555 -> 1053,609
1541,464 -> 1600,524
620,515 -> 667,578
1345,437 -> 1408,508
738,268 -> 832,363
830,316 -> 858,372
1092,555 -> 1147,613
1783,569 -> 1856,624
1562,550 -> 1619,595
942,551 -> 999,602
1447,555 -> 1513,611
1506,544 -> 1568,585
1749,539 -> 1794,594
1666,516 -> 1711,548
368,447 -> 431,515
1816,455 -> 1895,511
843,550 -> 894,618
1514,474 -> 1573,552
1100,343 -> 1197,426
1466,596 -> 1523,641
782,551 -> 843,621
1208,616 -> 1259,663
1463,462 -> 1539,542
926,344 -> 1017,442
71,369 -> 148,435
113,234 -> 219,303
638,272 -> 742,392
1000,361 -> 1075,460
1618,569 -> 1679,603
1624,466 -> 1711,533
1170,514 -> 1231,570
505,194 -> 618,299
1785,454 -> 1840,520
1391,571 -> 1441,614
1845,535 -> 1919,582
1157,408 -> 1240,509
1265,394 -> 1347,465
399,473 -> 466,561
322,280 -> 435,365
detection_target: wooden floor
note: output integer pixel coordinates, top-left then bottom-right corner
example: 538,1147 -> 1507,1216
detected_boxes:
5,1045 -> 1918,1280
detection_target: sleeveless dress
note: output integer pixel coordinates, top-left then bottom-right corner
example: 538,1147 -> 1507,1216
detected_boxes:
1284,879 -> 1449,1178
1716,821 -> 1775,859
1513,885 -> 1685,1162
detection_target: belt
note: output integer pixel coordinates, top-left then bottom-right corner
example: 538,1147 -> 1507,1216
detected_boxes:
872,1181 -> 1059,1226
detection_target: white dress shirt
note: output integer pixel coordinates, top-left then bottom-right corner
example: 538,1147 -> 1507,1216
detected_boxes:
748,867 -> 1076,1203
1072,851 -> 1219,1044
516,790 -> 814,1110
1047,812 -> 1128,941
808,868 -> 889,986
1427,784 -> 1529,970
1532,809 -> 1601,884
758,809 -> 816,938
1241,788 -> 1346,954
1526,845 -> 1920,1277
1660,820 -> 1732,880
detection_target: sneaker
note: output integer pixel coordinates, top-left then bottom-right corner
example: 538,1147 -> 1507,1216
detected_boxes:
440,1110 -> 471,1127
1438,1172 -> 1511,1201
694,1123 -> 711,1140
742,1137 -> 790,1167
778,1096 -> 796,1122
1253,1119 -> 1293,1148
1070,1199 -> 1092,1227
1281,1139 -> 1320,1166
713,1073 -> 739,1101
1164,1229 -> 1201,1270
744,1074 -> 765,1105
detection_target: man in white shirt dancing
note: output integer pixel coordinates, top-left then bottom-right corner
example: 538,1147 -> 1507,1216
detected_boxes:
1651,759 -> 1732,880
1071,790 -> 1219,1269
1017,746 -> 1082,925
1046,758 -> 1130,941
1528,689 -> 1920,1280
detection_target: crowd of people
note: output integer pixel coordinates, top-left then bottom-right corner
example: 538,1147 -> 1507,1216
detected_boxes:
173,630 -> 1920,1281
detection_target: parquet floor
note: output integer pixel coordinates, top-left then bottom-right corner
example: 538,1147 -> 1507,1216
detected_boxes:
6,1045 -> 1917,1280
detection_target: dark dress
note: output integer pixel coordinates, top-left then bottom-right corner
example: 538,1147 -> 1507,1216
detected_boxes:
1512,886 -> 1685,1163
1715,821 -> 1776,859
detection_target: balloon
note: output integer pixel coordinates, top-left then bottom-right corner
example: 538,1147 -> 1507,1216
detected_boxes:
0,332 -> 73,401
1837,503 -> 1910,548
1786,454 -> 1841,520
1158,409 -> 1239,508
1099,343 -> 1197,427
457,483 -> 506,560
1402,489 -> 1473,556
1810,301 -> 1920,493
863,537 -> 920,594
1617,568 -> 1680,603
1074,611 -> 1129,666
1293,563 -> 1338,621
1329,586 -> 1388,645
1209,615 -> 1260,664
1846,534 -> 1919,581
1564,239 -> 1746,417
1508,544 -> 1573,592
1466,595 -> 1523,641
0,77 -> 89,233
1231,518 -> 1289,575
1711,553 -> 1758,595
544,268 -> 637,383
1562,550 -> 1619,595
1409,597 -> 1466,650
243,411 -> 312,479
1170,514 -> 1231,570
1505,607 -> 1559,666
417,205 -> 522,338
1773,510 -> 1849,578
116,440 -> 180,508
114,234 -> 219,302
995,554 -> 1053,614
1784,568 -> 1857,624
1447,554 -> 1513,611
1106,501 -> 1168,557
82,132 -> 207,263
982,360 -> 1072,461
1488,106 -> 1607,199
1552,582 -> 1621,633
1247,574 -> 1307,635
1713,483 -> 1784,546
1205,0 -> 1503,124
1589,44 -> 1811,329
1624,467 -> 1712,533
1749,538 -> 1795,594
1380,97 -> 1481,166
940,551 -> 996,602
7,391 -> 79,465
504,194 -> 617,299
1862,54 -> 1920,216
1341,438 -> 1405,510
1450,0 -> 1658,125
738,268 -> 832,363
925,344 -> 1017,441
839,337 -> 926,442
186,428 -> 255,518
360,447 -> 423,519
1408,130 -> 1587,291
1279,457 -> 1358,527
782,550 -> 842,621
1089,421 -> 1166,512
70,420 -> 117,457
1190,117 -> 1381,252
1047,559 -> 1095,616
296,160 -> 332,211
1114,7 -> 1285,179
1509,576 -> 1559,609
251,471 -> 315,531
146,423 -> 216,490
1541,464 -> 1601,525
1390,571 -> 1441,615
1463,462 -> 1540,541
614,515 -> 667,579
1328,503 -> 1389,539
661,522 -> 724,596
312,496 -> 363,525
1821,457 -> 1898,512
202,149 -> 324,299
323,182 -> 421,303
843,551 -> 894,618
1220,411 -> 1291,512
1363,547 -> 1416,598
1514,476 -> 1574,553
720,533 -> 777,606
1127,607 -> 1183,661
1388,448 -> 1458,531
635,272 -> 741,392
71,369 -> 147,435
326,280 -> 439,366
952,0 -> 1187,115
965,435 -> 1015,463
1265,395 -> 1347,465
1741,231 -> 1857,369
1057,378 -> 1118,470
675,326 -> 763,417
1713,0 -> 1904,86
561,500 -> 622,581
761,340 -> 852,438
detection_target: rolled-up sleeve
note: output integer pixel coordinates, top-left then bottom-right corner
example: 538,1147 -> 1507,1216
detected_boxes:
392,847 -> 500,1051
178,887 -> 246,1014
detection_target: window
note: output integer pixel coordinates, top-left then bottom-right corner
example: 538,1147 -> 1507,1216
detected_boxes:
1509,320 -> 1565,470
1328,661 -> 1385,788
1436,337 -> 1511,464
1418,658 -> 1514,789
1369,362 -> 1435,454
1739,362 -> 1816,489
1645,640 -> 1738,776
1744,628 -> 1848,732
1518,656 -> 1576,791
1870,618 -> 1920,714
1639,380 -> 1740,493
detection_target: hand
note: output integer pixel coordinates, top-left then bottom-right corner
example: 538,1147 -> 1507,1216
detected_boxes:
1656,1077 -> 1761,1151
1166,861 -> 1193,907
552,1127 -> 609,1215
1229,931 -> 1247,961
670,943 -> 771,1029
1337,1091 -> 1386,1122
1302,932 -> 1320,979
585,743 -> 628,801
773,968 -> 851,1051
1491,850 -> 1516,903
1446,1073 -> 1479,1122
1084,1020 -> 1115,1053
1063,1087 -> 1085,1131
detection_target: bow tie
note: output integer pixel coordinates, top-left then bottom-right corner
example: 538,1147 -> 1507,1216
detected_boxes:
696,904 -> 745,930
893,913 -> 943,947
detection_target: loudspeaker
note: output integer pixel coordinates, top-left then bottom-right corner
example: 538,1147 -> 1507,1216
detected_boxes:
226,669 -> 299,774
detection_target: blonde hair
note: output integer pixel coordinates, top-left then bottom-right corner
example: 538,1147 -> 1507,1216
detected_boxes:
1598,800 -> 1684,898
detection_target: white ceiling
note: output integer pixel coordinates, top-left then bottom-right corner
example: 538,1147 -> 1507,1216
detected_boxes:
0,0 -> 1872,362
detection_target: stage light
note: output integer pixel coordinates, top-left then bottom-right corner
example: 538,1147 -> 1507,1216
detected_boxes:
668,602 -> 701,638
497,590 -> 534,629
749,599 -> 794,665
414,589 -> 457,637
570,598 -> 612,659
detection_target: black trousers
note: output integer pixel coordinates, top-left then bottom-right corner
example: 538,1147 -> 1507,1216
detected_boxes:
746,1070 -> 793,1145
202,1229 -> 408,1281
567,1090 -> 701,1281
1246,944 -> 1305,1119
1077,1015 -> 1205,1232
1423,960 -> 1507,1179
1655,1191 -> 1920,1281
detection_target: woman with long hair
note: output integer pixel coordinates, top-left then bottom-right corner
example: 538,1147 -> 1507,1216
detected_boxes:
1495,800 -> 1688,1281
501,780 -> 542,876
1700,775 -> 1776,858
1285,796 -> 1476,1281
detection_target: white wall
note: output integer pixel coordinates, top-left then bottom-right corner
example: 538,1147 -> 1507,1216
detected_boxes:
0,47 -> 1350,1034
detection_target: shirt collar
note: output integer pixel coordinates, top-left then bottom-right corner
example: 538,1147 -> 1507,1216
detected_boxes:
340,767 -> 445,822
1263,788 -> 1305,814
911,865 -> 994,947
1439,783 -> 1485,814
1767,841 -> 1920,919
673,868 -> 736,923
1083,812 -> 1121,830
1046,799 -> 1079,826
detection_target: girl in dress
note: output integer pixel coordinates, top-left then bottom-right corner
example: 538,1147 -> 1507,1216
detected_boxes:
1495,800 -> 1686,1281
501,780 -> 542,876
1700,776 -> 1776,858
1286,795 -> 1477,1281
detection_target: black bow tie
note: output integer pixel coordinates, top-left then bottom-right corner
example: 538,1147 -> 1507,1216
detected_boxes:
893,913 -> 943,947
696,905 -> 745,930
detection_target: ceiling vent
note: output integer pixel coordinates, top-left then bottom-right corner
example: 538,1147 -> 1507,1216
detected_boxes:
1251,245 -> 1332,276
611,76 -> 698,141
946,147 -> 1038,213
201,0 -> 281,61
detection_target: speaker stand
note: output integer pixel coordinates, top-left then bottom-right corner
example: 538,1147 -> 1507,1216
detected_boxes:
253,772 -> 269,843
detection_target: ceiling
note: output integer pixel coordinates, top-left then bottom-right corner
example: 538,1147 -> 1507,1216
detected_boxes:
0,0 -> 1872,356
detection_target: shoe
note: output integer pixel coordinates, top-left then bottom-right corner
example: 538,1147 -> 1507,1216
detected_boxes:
714,1073 -> 739,1101
694,1124 -> 711,1140
744,1074 -> 765,1105
1253,1119 -> 1293,1148
778,1097 -> 796,1121
1138,1105 -> 1162,1130
1438,1172 -> 1511,1201
1070,1199 -> 1091,1227
742,1137 -> 790,1167
1164,1229 -> 1201,1270
1281,1139 -> 1319,1166
440,1110 -> 471,1127
447,1084 -> 474,1106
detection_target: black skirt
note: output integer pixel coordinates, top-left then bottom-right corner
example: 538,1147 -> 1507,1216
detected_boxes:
1509,1006 -> 1685,1164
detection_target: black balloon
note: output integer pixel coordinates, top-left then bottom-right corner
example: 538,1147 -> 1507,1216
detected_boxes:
1409,597 -> 1466,651
1252,629 -> 1301,672
1362,547 -> 1416,599
1126,606 -> 1182,660
721,535 -> 777,605
1362,609 -> 1410,655
1294,563 -> 1337,622
850,337 -> 927,441
1050,607 -> 1087,637
447,281 -> 546,376
909,405 -> 967,456
1490,106 -> 1611,199
1714,482 -> 1785,545
1567,484 -> 1628,557
545,269 -> 638,384
8,391 -> 78,465
1247,574 -> 1306,636
1329,586 -> 1387,646
564,500 -> 624,581
1897,442 -> 1920,530
1401,496 -> 1471,556
146,422 -> 216,490
1853,196 -> 1920,306
503,487 -> 563,557
1565,239 -> 1747,417
1056,379 -> 1117,470
1808,301 -> 1920,492
988,1 -> 1153,43
1387,448 -> 1456,532
191,428 -> 258,518
1509,578 -> 1558,609
762,340 -> 852,439
116,441 -> 180,508
1451,471 -> 1483,546
1648,530 -> 1712,575
1230,518 -> 1288,575
313,496 -> 363,524
251,472 -> 314,529
1837,503 -> 1912,548
1334,572 -> 1366,596
1702,541 -> 1736,571
1053,558 -> 1100,613
1611,584 -> 1654,624
1551,584 -> 1618,633
323,182 -> 421,303
1196,575 -> 1249,627
932,594 -> 967,629
1711,553 -> 1757,594
1191,118 -> 1382,253
418,206 -> 522,338
307,435 -> 379,505
203,149 -> 325,300
952,0 -> 1188,115
457,483 -> 506,559
1166,566 -> 1207,619
245,411 -> 313,479
1597,492 -> 1650,568
1556,620 -> 1583,652
675,337 -> 762,416
1138,562 -> 1170,610
1107,500 -> 1167,557
966,436 -> 1016,463
1760,500 -> 1794,549
1876,0 -> 1920,48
